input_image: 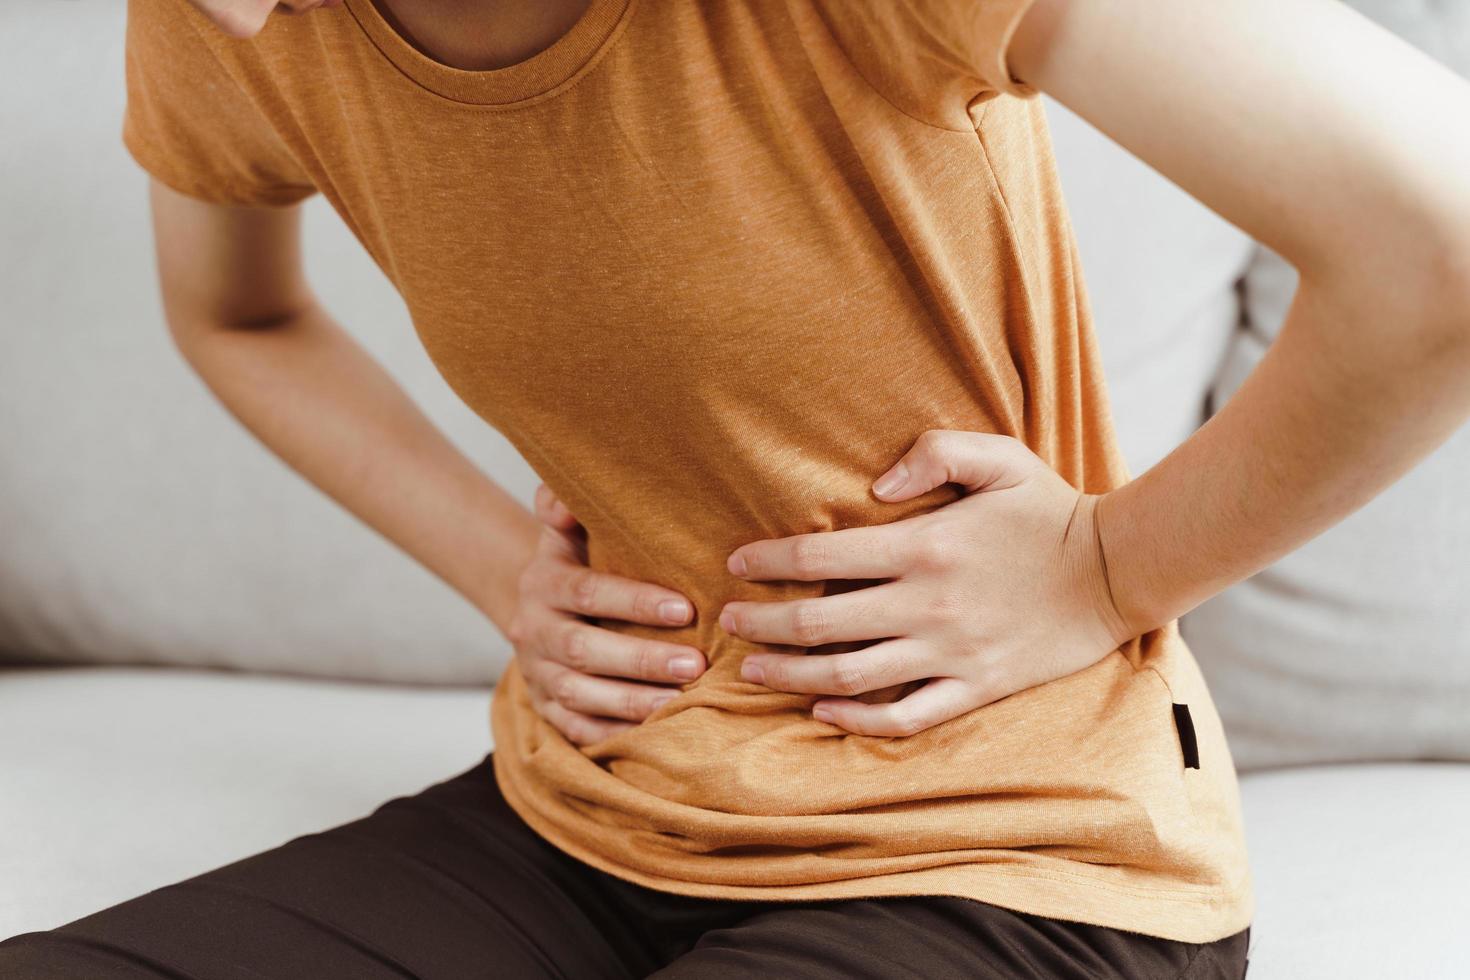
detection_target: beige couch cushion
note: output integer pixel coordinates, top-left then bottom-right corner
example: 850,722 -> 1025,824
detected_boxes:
0,665 -> 493,938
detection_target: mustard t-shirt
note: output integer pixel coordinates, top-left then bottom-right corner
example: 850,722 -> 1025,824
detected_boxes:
122,0 -> 1253,943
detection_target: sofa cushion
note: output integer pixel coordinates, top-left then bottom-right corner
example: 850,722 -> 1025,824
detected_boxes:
1239,762 -> 1470,979
0,665 -> 493,939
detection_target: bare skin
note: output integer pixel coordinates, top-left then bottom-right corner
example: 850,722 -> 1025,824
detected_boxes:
161,0 -> 1470,742
187,0 -> 593,68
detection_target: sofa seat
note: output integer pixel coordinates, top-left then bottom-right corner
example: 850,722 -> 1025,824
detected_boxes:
1238,759 -> 1470,978
0,666 -> 494,941
3,666 -> 1467,978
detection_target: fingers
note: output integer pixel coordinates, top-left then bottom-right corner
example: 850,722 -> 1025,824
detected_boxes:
533,661 -> 682,722
740,638 -> 934,697
812,676 -> 979,737
720,581 -> 910,647
533,696 -> 637,747
529,489 -> 691,628
516,483 -> 708,747
548,620 -> 706,683
724,433 -> 1031,580
515,614 -> 701,746
550,563 -> 695,628
870,429 -> 1041,500
727,523 -> 908,583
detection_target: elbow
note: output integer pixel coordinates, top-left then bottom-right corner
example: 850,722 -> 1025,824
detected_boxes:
161,294 -> 317,353
1310,207 -> 1470,367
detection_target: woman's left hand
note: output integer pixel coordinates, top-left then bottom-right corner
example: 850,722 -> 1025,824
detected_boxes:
720,429 -> 1136,737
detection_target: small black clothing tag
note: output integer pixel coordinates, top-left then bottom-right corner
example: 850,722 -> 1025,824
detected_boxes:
1172,702 -> 1201,770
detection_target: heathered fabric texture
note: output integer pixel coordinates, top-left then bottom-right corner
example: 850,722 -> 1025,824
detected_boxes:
122,0 -> 1253,943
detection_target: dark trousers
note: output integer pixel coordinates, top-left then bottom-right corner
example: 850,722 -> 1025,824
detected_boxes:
0,750 -> 1250,978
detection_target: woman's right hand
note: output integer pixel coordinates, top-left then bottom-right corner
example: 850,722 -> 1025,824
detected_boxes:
506,483 -> 708,746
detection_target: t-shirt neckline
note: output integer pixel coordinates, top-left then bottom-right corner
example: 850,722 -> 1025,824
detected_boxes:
342,0 -> 635,107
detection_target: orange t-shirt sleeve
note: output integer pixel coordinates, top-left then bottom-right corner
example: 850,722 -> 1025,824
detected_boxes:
964,0 -> 1044,100
823,0 -> 1042,128
121,0 -> 318,207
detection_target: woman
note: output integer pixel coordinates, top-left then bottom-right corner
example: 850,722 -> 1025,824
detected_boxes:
5,0 -> 1469,976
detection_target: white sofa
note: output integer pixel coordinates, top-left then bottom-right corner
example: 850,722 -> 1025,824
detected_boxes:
3,3 -> 1467,977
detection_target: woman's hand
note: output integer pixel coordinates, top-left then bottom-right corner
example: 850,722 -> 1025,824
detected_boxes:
720,430 -> 1134,738
507,483 -> 708,746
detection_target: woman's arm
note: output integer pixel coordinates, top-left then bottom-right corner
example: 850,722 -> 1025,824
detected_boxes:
147,179 -> 541,633
148,180 -> 707,734
1011,0 -> 1470,638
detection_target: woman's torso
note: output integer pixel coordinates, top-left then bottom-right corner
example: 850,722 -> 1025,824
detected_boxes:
155,0 -> 1254,941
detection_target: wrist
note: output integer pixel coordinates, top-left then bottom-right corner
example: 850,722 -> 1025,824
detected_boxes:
476,509 -> 541,637
1091,485 -> 1173,640
1071,492 -> 1137,647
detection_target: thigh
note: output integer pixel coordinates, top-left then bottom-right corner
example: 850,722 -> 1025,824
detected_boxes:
649,894 -> 1251,980
0,752 -> 653,980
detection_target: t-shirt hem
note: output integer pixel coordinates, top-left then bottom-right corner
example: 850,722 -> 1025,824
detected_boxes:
492,750 -> 1255,946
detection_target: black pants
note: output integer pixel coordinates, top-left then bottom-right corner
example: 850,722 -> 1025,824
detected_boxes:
0,750 -> 1250,979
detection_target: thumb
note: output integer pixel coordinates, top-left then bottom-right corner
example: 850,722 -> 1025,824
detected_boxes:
870,429 -> 1041,501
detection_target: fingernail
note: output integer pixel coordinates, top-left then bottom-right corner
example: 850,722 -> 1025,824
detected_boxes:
669,655 -> 702,679
872,463 -> 908,498
741,659 -> 765,684
728,552 -> 748,576
659,598 -> 690,623
813,703 -> 835,723
651,692 -> 678,710
719,609 -> 736,633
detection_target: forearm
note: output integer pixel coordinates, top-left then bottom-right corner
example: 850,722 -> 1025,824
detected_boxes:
170,299 -> 540,634
1095,260 -> 1470,639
